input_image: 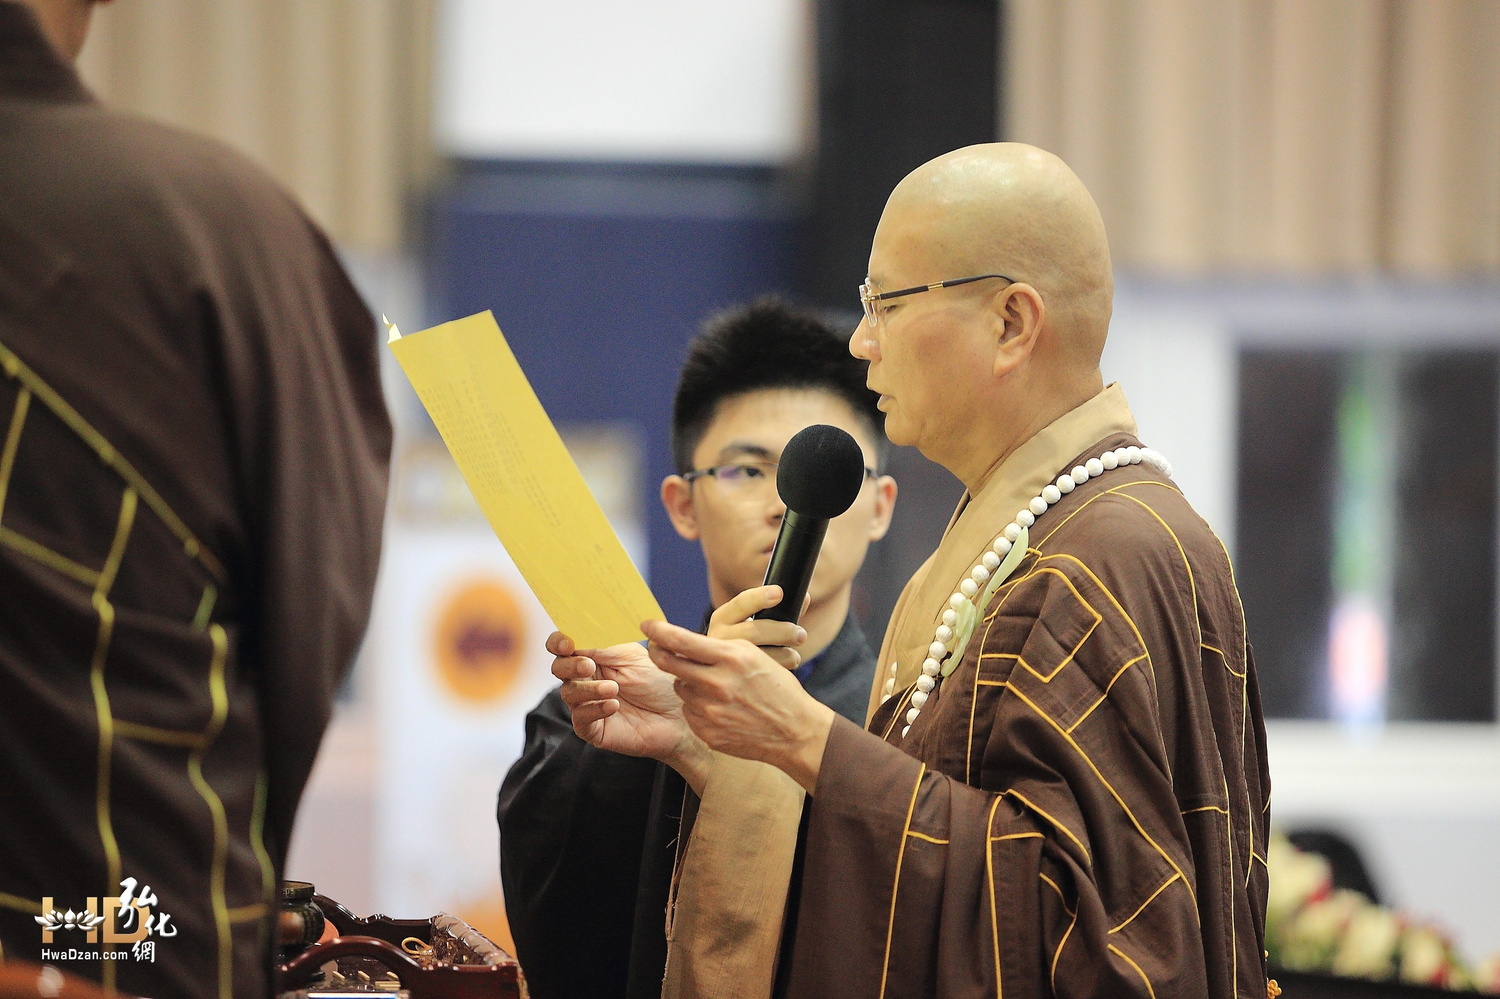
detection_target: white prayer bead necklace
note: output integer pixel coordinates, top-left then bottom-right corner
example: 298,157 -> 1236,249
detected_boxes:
882,444 -> 1172,738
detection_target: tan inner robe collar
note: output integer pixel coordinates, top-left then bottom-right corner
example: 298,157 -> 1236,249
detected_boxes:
663,382 -> 1138,999
869,382 -> 1138,720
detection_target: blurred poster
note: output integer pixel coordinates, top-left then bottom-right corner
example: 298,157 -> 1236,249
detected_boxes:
368,427 -> 645,945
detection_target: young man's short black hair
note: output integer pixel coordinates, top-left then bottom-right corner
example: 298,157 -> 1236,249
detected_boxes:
671,297 -> 884,474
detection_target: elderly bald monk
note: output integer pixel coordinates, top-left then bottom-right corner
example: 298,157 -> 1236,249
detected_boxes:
618,143 -> 1272,998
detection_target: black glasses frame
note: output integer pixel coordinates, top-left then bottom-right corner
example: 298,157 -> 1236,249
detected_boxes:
858,272 -> 1016,327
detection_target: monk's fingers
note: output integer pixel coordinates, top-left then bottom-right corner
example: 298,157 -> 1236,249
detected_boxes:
551,654 -> 597,682
641,620 -> 743,668
646,642 -> 707,681
558,677 -> 619,708
587,641 -> 653,669
545,631 -> 576,657
707,585 -> 784,632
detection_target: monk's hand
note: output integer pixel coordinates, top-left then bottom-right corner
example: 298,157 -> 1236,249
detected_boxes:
642,620 -> 835,795
548,631 -> 712,791
705,585 -> 807,671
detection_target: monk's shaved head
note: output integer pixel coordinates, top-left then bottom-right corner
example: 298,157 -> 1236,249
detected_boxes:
854,143 -> 1114,487
877,143 -> 1113,370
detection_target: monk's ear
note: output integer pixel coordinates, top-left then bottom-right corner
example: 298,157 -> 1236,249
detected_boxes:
661,475 -> 701,541
992,282 -> 1045,378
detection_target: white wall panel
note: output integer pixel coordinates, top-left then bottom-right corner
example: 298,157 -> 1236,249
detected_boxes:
435,0 -> 811,162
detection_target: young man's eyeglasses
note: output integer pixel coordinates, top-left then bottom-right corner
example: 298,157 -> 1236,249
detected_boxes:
858,273 -> 1015,329
684,461 -> 878,500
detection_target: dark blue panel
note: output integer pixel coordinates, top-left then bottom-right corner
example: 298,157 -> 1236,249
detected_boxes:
426,163 -> 798,629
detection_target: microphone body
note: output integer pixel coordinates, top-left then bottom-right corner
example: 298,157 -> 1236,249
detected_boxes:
760,510 -> 830,622
753,423 -> 869,625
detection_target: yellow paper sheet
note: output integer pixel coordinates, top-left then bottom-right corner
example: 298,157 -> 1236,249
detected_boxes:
389,311 -> 663,648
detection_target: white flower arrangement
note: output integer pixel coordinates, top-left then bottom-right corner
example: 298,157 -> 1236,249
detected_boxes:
1267,831 -> 1500,993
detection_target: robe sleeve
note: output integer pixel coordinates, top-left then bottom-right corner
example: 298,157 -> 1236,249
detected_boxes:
498,687 -> 664,999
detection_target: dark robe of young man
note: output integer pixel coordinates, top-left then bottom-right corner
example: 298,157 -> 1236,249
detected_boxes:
631,145 -> 1273,999
0,3 -> 392,997
497,302 -> 897,999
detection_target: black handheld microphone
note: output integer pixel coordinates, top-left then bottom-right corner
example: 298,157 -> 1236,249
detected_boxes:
759,424 -> 869,623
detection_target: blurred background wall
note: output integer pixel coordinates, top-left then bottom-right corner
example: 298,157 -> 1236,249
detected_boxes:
72,0 -> 1500,963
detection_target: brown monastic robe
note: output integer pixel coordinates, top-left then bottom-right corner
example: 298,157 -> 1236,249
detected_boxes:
0,5 -> 391,997
669,385 -> 1271,998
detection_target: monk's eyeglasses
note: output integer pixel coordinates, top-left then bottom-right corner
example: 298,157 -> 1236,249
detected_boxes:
858,273 -> 1016,329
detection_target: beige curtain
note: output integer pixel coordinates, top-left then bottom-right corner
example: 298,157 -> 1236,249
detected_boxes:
76,0 -> 436,251
1004,0 -> 1500,277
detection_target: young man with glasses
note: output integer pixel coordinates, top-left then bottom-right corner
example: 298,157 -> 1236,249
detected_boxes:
497,298 -> 897,999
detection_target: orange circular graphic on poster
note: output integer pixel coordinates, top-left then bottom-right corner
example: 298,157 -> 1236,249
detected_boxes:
432,579 -> 526,704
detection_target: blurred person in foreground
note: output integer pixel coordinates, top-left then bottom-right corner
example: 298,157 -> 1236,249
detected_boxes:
497,300 -> 897,999
568,144 -> 1271,998
0,1 -> 391,997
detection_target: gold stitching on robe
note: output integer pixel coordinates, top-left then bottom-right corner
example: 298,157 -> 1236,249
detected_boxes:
187,623 -> 233,999
1201,642 -> 1246,679
1039,871 -> 1077,992
1034,478 -> 1172,548
878,764 -> 926,999
88,590 -> 119,993
97,489 -> 136,595
978,568 -> 1102,682
1051,908 -> 1076,993
251,773 -> 276,907
0,526 -> 101,587
0,339 -> 225,581
1214,533 -> 1259,889
1108,942 -> 1158,999
906,830 -> 949,845
991,832 -> 1043,842
1037,872 -> 1075,917
193,584 -> 218,631
1004,683 -> 1197,914
1,342 -> 269,989
1109,489 -> 1200,646
227,903 -> 268,923
1031,552 -> 1170,780
966,555 -> 1106,778
1108,872 -> 1182,934
1226,774 -> 1237,990
879,684 -> 916,741
0,891 -> 41,915
1004,788 -> 1089,864
983,794 -> 1005,999
87,486 -> 137,993
114,720 -> 207,749
1065,653 -> 1149,734
0,384 -> 30,520
1182,803 -> 1229,816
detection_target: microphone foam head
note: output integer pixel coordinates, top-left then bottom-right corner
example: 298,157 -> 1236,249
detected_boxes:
776,424 -> 867,519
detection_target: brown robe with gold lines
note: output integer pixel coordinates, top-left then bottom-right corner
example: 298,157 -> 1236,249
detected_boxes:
777,385 -> 1271,998
0,5 -> 391,997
